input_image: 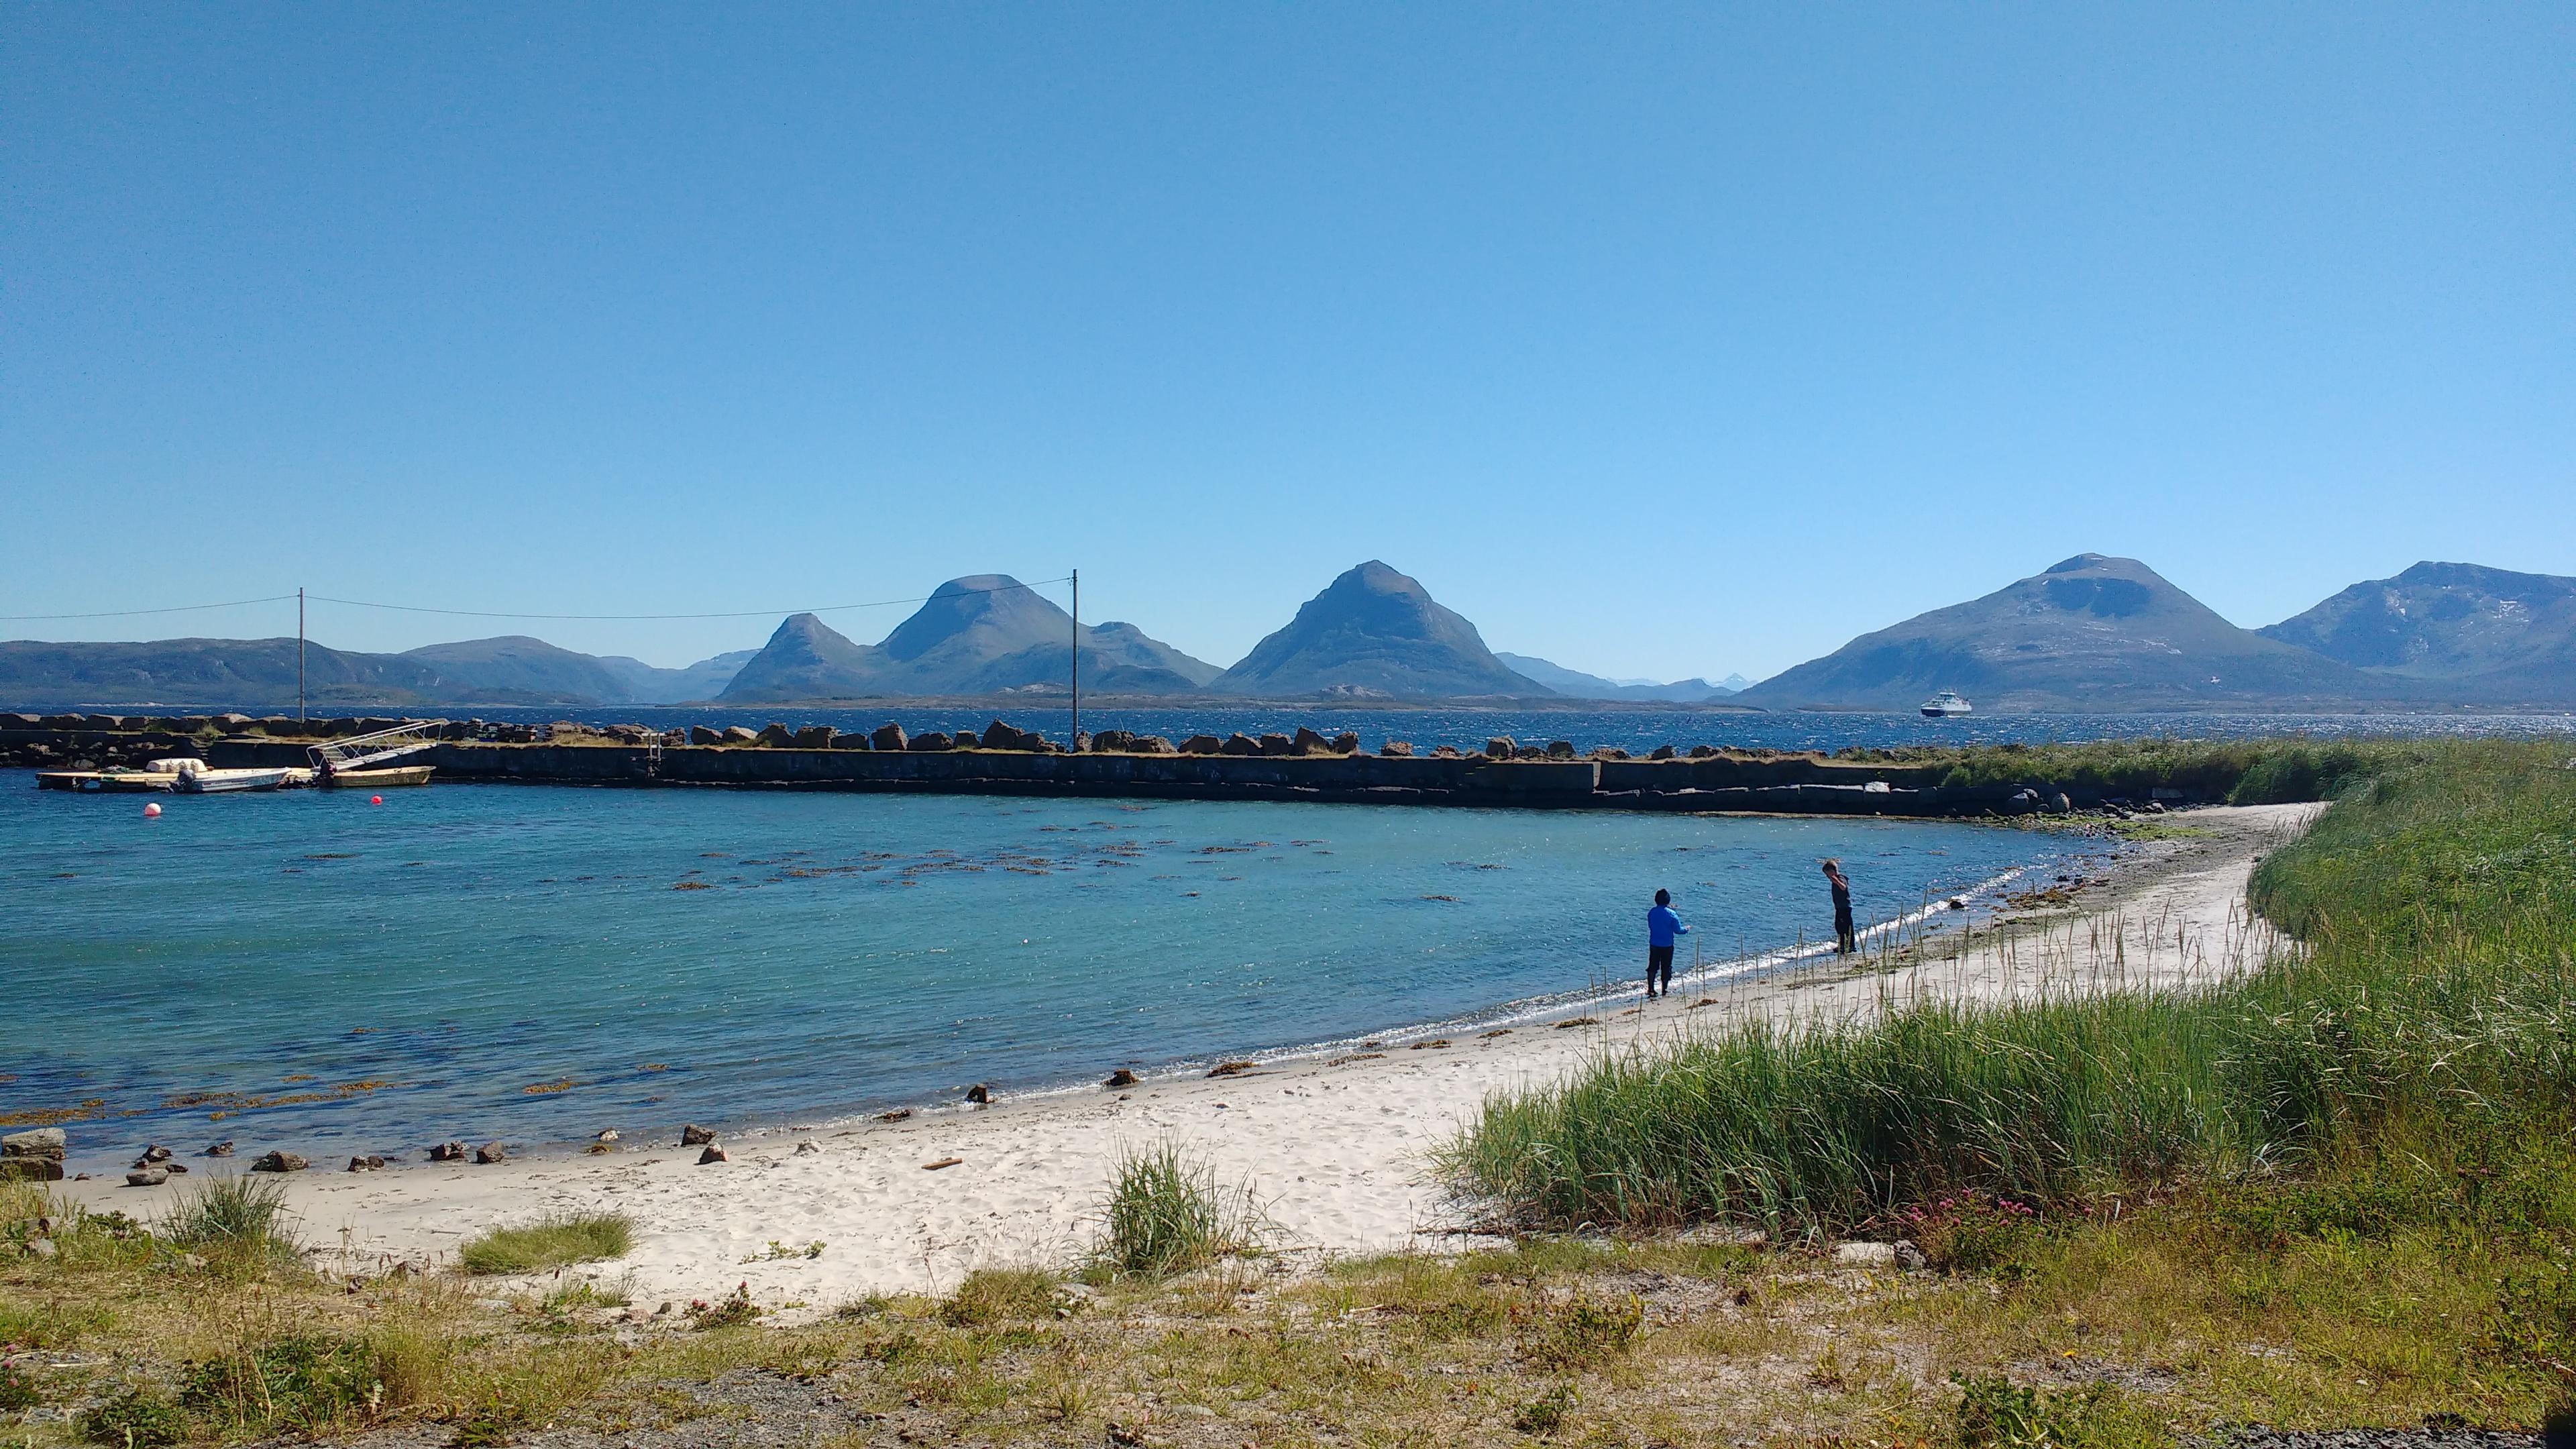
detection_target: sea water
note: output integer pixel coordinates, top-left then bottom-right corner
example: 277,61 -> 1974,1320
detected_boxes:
2,776 -> 2088,1169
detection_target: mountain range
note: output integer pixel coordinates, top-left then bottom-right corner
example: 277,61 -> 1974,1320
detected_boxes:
6,555 -> 2573,712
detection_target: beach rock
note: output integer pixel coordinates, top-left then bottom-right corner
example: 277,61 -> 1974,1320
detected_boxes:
1179,735 -> 1222,755
1257,733 -> 1295,757
951,730 -> 979,749
1892,1239 -> 1929,1271
1291,727 -> 1331,755
136,1143 -> 172,1165
721,726 -> 757,745
794,1140 -> 821,1156
697,1144 -> 729,1165
1546,740 -> 1576,759
1589,747 -> 1629,760
346,1155 -> 386,1173
1485,737 -> 1515,759
1379,740 -> 1414,757
1330,732 -> 1359,755
1689,745 -> 1719,758
0,1159 -> 64,1183
3,1128 -> 67,1160
594,1129 -> 620,1144
1088,729 -> 1136,753
1433,745 -> 1462,758
1206,1061 -> 1258,1078
681,1124 -> 716,1146
1104,1069 -> 1138,1089
877,1108 -> 912,1122
1132,735 -> 1178,754
428,1141 -> 466,1162
1650,745 -> 1676,760
908,732 -> 953,752
1219,733 -> 1260,757
473,1143 -> 506,1165
755,723 -> 793,747
981,720 -> 1030,751
793,726 -> 836,749
1832,1241 -> 1896,1267
125,1167 -> 168,1187
871,723 -> 908,751
686,727 -> 720,745
833,731 -> 871,749
965,1083 -> 991,1105
250,1151 -> 308,1173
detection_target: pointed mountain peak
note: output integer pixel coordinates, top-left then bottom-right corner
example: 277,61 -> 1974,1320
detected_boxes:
1214,561 -> 1545,698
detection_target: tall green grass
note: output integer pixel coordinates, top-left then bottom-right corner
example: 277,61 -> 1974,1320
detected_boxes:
1444,740 -> 2576,1236
457,1212 -> 633,1275
1095,1140 -> 1265,1276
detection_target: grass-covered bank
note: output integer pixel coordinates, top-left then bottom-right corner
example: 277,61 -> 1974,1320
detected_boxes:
1443,737 -> 2576,1425
1850,735 -> 2434,804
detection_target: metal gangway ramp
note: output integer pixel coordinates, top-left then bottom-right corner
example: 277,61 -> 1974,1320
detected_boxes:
308,719 -> 450,777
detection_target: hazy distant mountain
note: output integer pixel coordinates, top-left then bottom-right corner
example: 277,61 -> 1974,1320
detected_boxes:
1211,561 -> 1545,699
1736,553 -> 2394,711
2259,562 -> 2576,703
0,633 -> 759,710
1495,653 -> 1740,702
718,576 -> 1219,702
606,648 -> 758,704
0,637 -> 521,709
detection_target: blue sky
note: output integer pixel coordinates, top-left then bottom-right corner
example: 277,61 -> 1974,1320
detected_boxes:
3,6 -> 2569,680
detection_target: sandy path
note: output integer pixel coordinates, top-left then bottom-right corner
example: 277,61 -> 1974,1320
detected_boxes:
70,804 -> 2317,1313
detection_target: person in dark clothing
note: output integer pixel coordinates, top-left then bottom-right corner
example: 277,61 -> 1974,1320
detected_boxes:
1823,860 -> 1856,954
1646,888 -> 1690,998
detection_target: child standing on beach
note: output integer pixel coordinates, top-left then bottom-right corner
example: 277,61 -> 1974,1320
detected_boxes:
1646,888 -> 1690,999
1823,860 -> 1856,954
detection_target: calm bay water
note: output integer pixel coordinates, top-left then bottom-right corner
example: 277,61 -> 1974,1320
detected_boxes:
3,774 -> 2085,1169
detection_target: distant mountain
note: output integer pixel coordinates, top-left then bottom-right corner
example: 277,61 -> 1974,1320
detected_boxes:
1495,653 -> 1740,702
0,637 -> 521,709
717,577 -> 1220,702
1212,561 -> 1545,699
1736,553 -> 2396,711
2259,562 -> 2576,703
609,648 -> 757,704
0,633 -> 759,710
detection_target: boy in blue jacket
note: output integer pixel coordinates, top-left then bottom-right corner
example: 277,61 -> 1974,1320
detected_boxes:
1646,888 -> 1690,999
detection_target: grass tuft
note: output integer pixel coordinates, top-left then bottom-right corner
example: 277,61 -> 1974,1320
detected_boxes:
1096,1139 -> 1266,1276
458,1210 -> 634,1275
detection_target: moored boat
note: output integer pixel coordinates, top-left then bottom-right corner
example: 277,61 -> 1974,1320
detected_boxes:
168,759 -> 311,793
319,765 -> 433,788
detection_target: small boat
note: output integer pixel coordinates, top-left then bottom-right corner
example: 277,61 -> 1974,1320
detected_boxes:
1919,690 -> 1973,718
319,765 -> 433,789
167,759 -> 311,793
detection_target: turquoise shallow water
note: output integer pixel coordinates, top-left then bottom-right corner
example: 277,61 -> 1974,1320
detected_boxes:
1,773 -> 2084,1169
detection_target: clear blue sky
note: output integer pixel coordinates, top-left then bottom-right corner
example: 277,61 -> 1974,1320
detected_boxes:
4,6 -> 2569,680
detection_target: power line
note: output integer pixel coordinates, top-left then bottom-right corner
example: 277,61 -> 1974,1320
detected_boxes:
307,577 -> 1075,621
0,594 -> 297,622
1,578 -> 1073,626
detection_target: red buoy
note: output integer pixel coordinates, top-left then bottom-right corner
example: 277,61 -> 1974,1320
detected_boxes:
144,802 -> 163,818
370,795 -> 383,805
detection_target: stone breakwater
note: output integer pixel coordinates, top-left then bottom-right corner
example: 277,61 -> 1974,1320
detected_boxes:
0,712 -> 2174,816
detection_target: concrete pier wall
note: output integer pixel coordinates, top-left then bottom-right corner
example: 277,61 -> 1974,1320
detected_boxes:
1,719 -> 2091,816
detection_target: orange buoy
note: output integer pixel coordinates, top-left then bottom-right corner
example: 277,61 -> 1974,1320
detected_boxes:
143,802 -> 162,818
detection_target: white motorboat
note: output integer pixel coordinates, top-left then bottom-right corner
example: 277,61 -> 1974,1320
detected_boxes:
166,759 -> 312,793
1919,690 -> 1973,718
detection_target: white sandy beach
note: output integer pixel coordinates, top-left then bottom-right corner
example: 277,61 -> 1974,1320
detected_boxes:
72,804 -> 2317,1314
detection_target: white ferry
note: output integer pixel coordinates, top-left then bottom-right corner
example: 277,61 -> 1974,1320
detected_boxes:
1919,690 -> 1973,718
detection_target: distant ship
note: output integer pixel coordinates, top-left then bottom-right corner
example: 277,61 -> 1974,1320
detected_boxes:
1919,690 -> 1973,718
